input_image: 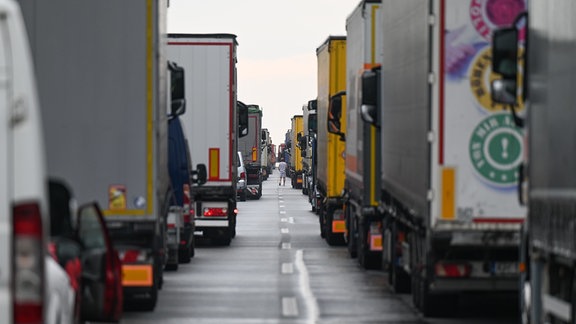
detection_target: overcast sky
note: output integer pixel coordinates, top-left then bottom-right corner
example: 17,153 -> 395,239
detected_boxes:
167,0 -> 358,148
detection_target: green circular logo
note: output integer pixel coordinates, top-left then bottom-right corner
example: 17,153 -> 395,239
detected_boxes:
469,113 -> 523,186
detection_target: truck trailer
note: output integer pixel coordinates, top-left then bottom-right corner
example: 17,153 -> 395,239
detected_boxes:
316,36 -> 348,245
491,2 -> 576,322
168,34 -> 241,244
290,115 -> 304,189
342,0 -> 383,270
238,103 -> 263,199
19,0 -> 178,310
363,0 -> 526,316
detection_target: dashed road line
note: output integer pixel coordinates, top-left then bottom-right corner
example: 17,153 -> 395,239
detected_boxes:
282,297 -> 299,317
281,262 -> 294,274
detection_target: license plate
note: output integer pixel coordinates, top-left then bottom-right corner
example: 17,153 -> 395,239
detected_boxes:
491,262 -> 518,275
122,264 -> 153,287
332,220 -> 346,233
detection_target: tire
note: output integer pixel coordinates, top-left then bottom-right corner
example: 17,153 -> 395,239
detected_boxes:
165,262 -> 178,271
347,212 -> 358,259
325,207 -> 345,246
390,222 -> 410,293
240,190 -> 247,201
179,244 -> 191,263
303,188 -> 308,195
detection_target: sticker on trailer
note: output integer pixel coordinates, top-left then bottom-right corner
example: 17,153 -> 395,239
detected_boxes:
108,185 -> 127,210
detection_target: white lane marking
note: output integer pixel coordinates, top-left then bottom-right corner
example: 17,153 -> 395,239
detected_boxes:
295,249 -> 319,323
281,263 -> 294,274
282,242 -> 291,249
281,228 -> 289,234
280,218 -> 288,222
282,297 -> 299,317
279,210 -> 286,215
279,204 -> 285,208
288,217 -> 295,224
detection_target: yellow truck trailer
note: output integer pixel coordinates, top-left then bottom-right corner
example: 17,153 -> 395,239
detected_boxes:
316,36 -> 347,245
290,115 -> 304,189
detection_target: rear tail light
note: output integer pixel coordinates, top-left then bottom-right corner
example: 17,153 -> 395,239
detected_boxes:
240,171 -> 246,180
435,262 -> 472,278
167,223 -> 176,229
119,249 -> 148,263
13,202 -> 44,324
203,208 -> 227,217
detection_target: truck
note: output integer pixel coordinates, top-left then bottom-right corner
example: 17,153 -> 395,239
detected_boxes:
168,34 -> 241,244
0,1 -> 50,322
341,0 -> 384,270
290,115 -> 304,189
357,0 -> 526,316
490,3 -> 576,322
301,100 -> 316,197
238,103 -> 263,199
261,128 -> 273,180
316,36 -> 348,245
19,0 -> 180,310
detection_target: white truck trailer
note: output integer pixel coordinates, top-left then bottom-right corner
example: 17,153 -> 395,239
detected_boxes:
168,34 -> 240,244
368,0 -> 527,316
19,0 -> 173,310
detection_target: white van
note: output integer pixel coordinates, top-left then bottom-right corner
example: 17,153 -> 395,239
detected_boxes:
0,1 -> 72,323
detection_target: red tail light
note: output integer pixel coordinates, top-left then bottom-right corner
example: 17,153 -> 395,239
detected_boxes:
435,262 -> 472,278
167,223 -> 176,229
13,202 -> 44,324
203,208 -> 227,217
240,171 -> 246,180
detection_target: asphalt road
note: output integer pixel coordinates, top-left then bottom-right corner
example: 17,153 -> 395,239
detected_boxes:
122,171 -> 519,324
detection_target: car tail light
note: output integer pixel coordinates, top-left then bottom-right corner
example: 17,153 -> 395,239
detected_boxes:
13,202 -> 44,324
119,249 -> 148,263
203,208 -> 227,217
435,262 -> 472,278
167,223 -> 176,229
240,171 -> 246,180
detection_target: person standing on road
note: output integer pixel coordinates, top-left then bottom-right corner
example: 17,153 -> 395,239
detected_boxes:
278,158 -> 287,186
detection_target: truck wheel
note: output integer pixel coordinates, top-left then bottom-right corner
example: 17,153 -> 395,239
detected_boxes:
190,235 -> 196,258
390,223 -> 410,293
179,245 -> 191,263
325,208 -> 345,246
165,262 -> 178,271
303,188 -> 308,195
347,212 -> 358,258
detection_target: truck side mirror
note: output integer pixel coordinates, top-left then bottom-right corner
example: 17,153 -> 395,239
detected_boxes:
328,91 -> 346,141
360,68 -> 379,126
491,27 -> 519,105
168,61 -> 186,116
308,113 -> 317,133
237,101 -> 249,138
307,99 -> 317,111
192,164 -> 207,185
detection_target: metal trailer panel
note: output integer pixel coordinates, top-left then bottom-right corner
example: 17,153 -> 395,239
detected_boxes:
345,1 -> 382,205
20,0 -> 167,218
381,0 -> 525,226
380,0 -> 431,221
239,105 -> 262,167
316,37 -> 347,198
167,35 -> 237,186
528,0 -> 576,259
291,115 -> 304,172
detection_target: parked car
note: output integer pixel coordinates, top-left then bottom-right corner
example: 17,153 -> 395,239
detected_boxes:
49,180 -> 123,323
237,151 -> 248,201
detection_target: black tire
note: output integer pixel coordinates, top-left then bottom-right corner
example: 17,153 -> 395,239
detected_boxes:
303,188 -> 308,195
240,190 -> 247,201
390,223 -> 410,293
179,246 -> 191,264
347,212 -> 358,259
325,207 -> 345,246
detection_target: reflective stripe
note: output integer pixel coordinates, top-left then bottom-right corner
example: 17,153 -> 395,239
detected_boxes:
195,220 -> 229,227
